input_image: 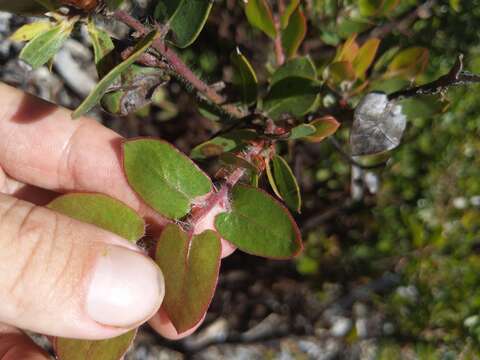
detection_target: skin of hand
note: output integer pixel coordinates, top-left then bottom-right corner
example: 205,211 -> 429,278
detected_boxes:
0,82 -> 235,358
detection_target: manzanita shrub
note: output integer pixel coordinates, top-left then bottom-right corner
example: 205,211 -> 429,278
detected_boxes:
1,0 -> 479,359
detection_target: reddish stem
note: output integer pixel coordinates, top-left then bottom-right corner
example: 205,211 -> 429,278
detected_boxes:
274,0 -> 285,66
113,10 -> 245,119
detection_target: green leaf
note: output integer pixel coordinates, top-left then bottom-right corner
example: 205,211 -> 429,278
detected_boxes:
358,0 -> 381,17
231,48 -> 258,105
49,193 -> 142,360
280,0 -> 300,29
105,0 -> 124,10
47,193 -> 144,243
266,155 -> 301,212
0,0 -> 58,14
306,116 -> 340,142
155,0 -> 213,48
281,6 -> 307,59
87,18 -> 115,78
288,124 -> 316,140
264,77 -> 320,120
87,19 -> 114,66
219,153 -> 258,172
385,47 -> 429,80
328,61 -> 356,83
245,0 -> 277,39
9,22 -> 52,42
215,185 -> 302,258
352,38 -> 380,79
190,130 -> 257,160
337,17 -> 372,39
271,56 -> 317,86
54,330 -> 136,360
156,224 -> 221,333
19,20 -> 74,70
123,139 -> 212,220
73,30 -> 157,118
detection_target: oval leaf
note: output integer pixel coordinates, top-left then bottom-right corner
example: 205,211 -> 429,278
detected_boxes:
49,193 -> 142,360
306,116 -> 340,143
352,38 -> 380,79
271,56 -> 317,86
54,329 -> 137,360
123,138 -> 212,220
264,77 -> 320,120
9,21 -> 52,42
266,155 -> 301,213
48,193 -> 144,242
385,47 -> 429,80
19,20 -> 74,69
155,0 -> 212,48
231,48 -> 258,105
156,224 -> 221,333
245,0 -> 277,39
288,123 -> 316,140
280,0 -> 300,29
73,30 -> 157,119
281,5 -> 307,59
215,185 -> 302,258
190,130 -> 257,160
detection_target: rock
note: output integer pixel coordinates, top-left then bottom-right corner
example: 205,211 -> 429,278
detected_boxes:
330,316 -> 352,337
183,318 -> 229,351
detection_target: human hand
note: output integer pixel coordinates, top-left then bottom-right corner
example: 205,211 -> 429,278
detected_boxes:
0,83 -> 233,358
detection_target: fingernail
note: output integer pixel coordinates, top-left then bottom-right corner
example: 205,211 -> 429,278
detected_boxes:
86,246 -> 164,328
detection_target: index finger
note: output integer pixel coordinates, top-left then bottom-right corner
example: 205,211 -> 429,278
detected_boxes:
0,83 -> 236,257
0,82 -> 168,229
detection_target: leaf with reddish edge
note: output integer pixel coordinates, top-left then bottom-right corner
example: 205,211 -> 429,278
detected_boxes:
280,0 -> 300,29
122,138 -> 212,220
48,193 -> 144,360
155,224 -> 221,333
352,38 -> 380,79
306,116 -> 341,143
215,185 -> 302,259
53,330 -> 137,360
281,5 -> 307,59
48,193 -> 144,243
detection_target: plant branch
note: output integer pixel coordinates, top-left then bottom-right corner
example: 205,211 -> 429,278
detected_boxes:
113,10 -> 246,119
388,54 -> 480,100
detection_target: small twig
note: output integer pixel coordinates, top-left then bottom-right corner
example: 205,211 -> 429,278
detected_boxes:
328,137 -> 388,170
388,54 -> 480,100
273,1 -> 285,66
113,10 -> 246,119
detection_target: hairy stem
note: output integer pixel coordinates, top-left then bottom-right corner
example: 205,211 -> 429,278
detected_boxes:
113,10 -> 245,119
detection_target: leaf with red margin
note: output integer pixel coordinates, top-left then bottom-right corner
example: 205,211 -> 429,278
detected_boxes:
306,116 -> 340,143
215,185 -> 302,259
53,330 -> 137,360
281,5 -> 307,59
48,193 -> 144,360
155,224 -> 221,333
122,138 -> 213,220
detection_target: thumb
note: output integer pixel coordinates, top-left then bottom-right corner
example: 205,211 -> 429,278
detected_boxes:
0,193 -> 164,340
